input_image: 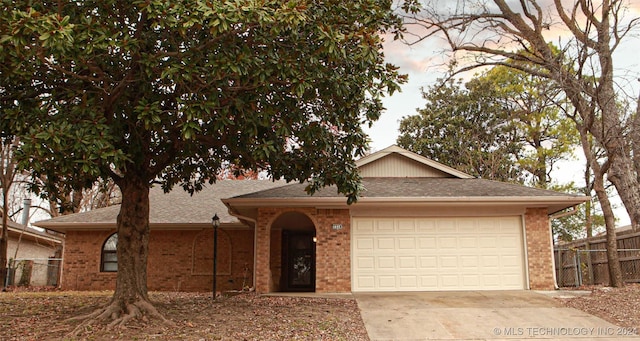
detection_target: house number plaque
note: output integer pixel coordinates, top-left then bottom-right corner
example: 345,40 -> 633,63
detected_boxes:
332,224 -> 343,230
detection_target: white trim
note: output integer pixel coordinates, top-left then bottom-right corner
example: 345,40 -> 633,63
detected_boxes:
521,214 -> 530,290
223,196 -> 589,216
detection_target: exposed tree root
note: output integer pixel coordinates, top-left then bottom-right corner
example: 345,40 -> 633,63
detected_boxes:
66,298 -> 175,336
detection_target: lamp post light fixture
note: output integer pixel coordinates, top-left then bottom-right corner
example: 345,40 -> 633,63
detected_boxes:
212,213 -> 220,301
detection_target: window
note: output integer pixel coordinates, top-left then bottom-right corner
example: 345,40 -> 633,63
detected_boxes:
101,233 -> 118,272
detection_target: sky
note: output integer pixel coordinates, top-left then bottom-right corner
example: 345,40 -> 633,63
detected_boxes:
366,1 -> 640,226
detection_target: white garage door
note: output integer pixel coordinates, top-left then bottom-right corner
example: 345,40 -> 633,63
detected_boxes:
352,217 -> 526,292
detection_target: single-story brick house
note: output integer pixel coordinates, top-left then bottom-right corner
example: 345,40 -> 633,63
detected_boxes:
35,145 -> 588,293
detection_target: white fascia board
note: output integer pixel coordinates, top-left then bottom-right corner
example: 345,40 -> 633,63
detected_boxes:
223,195 -> 588,211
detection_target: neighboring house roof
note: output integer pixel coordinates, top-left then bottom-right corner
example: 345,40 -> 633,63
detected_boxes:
6,220 -> 64,245
35,180 -> 286,232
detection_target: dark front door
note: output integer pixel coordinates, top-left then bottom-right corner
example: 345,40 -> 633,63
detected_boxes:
282,231 -> 315,292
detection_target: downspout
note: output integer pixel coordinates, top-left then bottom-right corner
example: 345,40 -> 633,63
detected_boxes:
223,203 -> 258,291
549,206 -> 580,289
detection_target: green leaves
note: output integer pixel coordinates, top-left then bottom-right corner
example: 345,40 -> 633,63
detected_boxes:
2,0 -> 405,201
398,64 -> 577,187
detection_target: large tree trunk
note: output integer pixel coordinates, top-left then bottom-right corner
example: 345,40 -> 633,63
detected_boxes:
69,176 -> 172,333
593,171 -> 624,287
575,117 -> 624,287
113,176 -> 150,306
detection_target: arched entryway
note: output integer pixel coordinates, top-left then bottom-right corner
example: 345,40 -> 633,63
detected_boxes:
270,211 -> 316,292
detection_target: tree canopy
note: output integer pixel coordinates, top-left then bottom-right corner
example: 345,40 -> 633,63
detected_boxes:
2,0 -> 404,202
1,0 -> 405,327
398,65 -> 576,187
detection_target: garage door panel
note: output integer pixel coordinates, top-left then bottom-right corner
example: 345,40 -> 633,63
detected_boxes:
352,217 -> 525,292
436,219 -> 457,233
438,237 -> 458,248
462,275 -> 480,287
459,237 -> 478,248
356,256 -> 375,269
419,256 -> 437,268
479,236 -> 498,248
398,237 -> 416,250
399,276 -> 417,288
355,237 -> 374,250
355,275 -> 375,290
398,220 -> 417,232
417,220 -> 436,232
483,275 -> 501,286
354,219 -> 375,233
439,256 -> 458,268
418,237 -> 436,248
440,275 -> 460,288
481,255 -> 500,267
378,256 -> 396,269
420,275 -> 438,287
376,220 -> 395,232
461,255 -> 479,267
501,255 -> 521,267
457,219 -> 478,234
501,274 -> 523,287
398,256 -> 417,269
378,276 -> 396,288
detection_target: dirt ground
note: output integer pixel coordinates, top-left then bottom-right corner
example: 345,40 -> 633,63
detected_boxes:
0,290 -> 369,340
2,285 -> 639,340
556,284 -> 640,331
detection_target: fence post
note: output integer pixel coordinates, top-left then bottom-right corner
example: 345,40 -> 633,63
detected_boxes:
585,242 -> 594,285
576,250 -> 583,286
557,249 -> 564,287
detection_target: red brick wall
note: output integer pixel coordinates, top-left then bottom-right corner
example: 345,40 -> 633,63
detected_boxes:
315,209 -> 351,293
524,208 -> 555,290
61,228 -> 253,292
255,208 -> 351,293
62,208 -> 555,293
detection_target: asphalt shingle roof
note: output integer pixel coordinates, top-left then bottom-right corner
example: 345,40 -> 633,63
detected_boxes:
35,180 -> 286,227
233,178 -> 581,199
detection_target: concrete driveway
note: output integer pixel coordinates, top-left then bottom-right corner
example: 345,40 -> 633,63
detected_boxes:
354,291 -> 639,340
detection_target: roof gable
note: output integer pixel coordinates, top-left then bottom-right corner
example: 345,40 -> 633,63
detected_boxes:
356,145 -> 473,179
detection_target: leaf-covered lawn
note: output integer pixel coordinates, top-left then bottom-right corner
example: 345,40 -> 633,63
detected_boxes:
557,284 -> 640,331
0,290 -> 369,340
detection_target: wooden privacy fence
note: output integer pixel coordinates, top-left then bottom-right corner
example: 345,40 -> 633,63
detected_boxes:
554,230 -> 640,287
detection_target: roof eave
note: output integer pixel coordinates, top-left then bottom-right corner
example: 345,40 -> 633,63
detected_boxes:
223,195 -> 589,214
34,221 -> 249,232
8,226 -> 64,244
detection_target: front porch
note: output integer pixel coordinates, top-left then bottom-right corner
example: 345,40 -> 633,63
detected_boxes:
254,208 -> 352,293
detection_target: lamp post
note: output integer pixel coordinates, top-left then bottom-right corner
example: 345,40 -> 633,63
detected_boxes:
212,213 -> 220,301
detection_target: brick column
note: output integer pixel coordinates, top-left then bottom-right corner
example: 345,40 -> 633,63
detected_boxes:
524,208 -> 555,290
315,209 -> 351,293
254,209 -> 273,293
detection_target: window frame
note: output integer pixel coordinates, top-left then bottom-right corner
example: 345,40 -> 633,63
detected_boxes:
100,233 -> 118,272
